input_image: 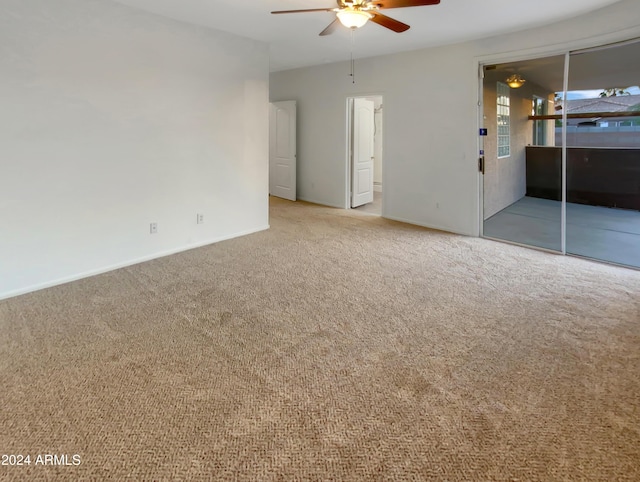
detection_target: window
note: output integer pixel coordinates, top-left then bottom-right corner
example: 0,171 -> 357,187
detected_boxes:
532,97 -> 547,145
497,82 -> 510,157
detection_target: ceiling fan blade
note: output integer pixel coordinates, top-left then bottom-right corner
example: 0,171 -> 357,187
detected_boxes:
370,12 -> 410,32
375,0 -> 440,8
319,19 -> 341,36
271,8 -> 335,14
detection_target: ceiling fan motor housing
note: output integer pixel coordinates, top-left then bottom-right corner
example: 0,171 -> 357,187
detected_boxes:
271,0 -> 441,35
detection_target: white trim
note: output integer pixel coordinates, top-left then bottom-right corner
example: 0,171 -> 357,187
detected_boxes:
344,93 -> 385,211
473,25 -> 640,67
345,97 -> 353,209
383,214 -> 476,237
0,225 -> 270,301
561,52 -> 570,255
478,63 -> 485,237
571,36 -> 640,55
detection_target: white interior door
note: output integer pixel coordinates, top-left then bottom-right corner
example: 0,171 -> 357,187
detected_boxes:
351,98 -> 375,207
269,101 -> 296,201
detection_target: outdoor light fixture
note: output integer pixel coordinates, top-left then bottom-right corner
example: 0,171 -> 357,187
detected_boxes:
505,74 -> 526,89
337,8 -> 372,28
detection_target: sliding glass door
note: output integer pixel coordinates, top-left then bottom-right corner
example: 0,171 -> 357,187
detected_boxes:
482,38 -> 640,268
565,41 -> 640,268
482,56 -> 565,252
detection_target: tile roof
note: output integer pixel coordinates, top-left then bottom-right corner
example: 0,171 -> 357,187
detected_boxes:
559,94 -> 640,113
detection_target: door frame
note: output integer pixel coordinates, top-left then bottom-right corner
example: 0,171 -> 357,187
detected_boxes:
345,93 -> 384,212
475,27 -> 640,241
477,33 -> 640,264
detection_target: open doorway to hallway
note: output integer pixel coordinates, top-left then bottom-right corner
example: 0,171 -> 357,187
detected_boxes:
347,95 -> 383,216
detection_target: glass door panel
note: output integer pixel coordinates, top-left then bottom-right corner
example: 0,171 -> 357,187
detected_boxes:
565,41 -> 640,267
482,56 -> 565,252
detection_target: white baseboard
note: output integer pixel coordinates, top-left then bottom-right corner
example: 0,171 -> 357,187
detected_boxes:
0,225 -> 270,301
382,214 -> 474,237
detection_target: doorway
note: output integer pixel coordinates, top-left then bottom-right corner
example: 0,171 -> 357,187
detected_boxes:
269,101 -> 297,201
480,39 -> 640,268
347,95 -> 383,215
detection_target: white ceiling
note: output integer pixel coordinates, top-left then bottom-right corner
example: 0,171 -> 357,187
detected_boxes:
111,0 -> 624,72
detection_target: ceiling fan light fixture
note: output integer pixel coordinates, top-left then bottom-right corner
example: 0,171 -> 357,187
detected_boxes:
337,8 -> 372,29
506,73 -> 526,89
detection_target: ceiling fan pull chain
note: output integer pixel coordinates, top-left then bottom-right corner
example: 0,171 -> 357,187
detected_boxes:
350,28 -> 355,83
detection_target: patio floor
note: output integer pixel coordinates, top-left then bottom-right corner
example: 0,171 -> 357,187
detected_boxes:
483,196 -> 640,268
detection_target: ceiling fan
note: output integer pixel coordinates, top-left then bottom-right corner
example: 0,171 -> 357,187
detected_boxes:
271,0 -> 441,36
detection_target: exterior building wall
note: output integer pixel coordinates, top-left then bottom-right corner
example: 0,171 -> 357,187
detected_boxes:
483,73 -> 554,220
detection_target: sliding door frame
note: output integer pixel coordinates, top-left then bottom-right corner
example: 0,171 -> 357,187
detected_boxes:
476,28 -> 640,261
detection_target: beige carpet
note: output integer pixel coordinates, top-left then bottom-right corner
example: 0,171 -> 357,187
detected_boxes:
1,197 -> 639,481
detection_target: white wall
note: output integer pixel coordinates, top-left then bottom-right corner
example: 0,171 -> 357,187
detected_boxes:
270,0 -> 640,236
0,0 -> 269,299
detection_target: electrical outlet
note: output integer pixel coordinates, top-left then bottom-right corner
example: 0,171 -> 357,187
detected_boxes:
197,213 -> 204,224
150,222 -> 158,234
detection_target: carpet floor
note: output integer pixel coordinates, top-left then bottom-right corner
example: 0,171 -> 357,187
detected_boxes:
1,197 -> 639,481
